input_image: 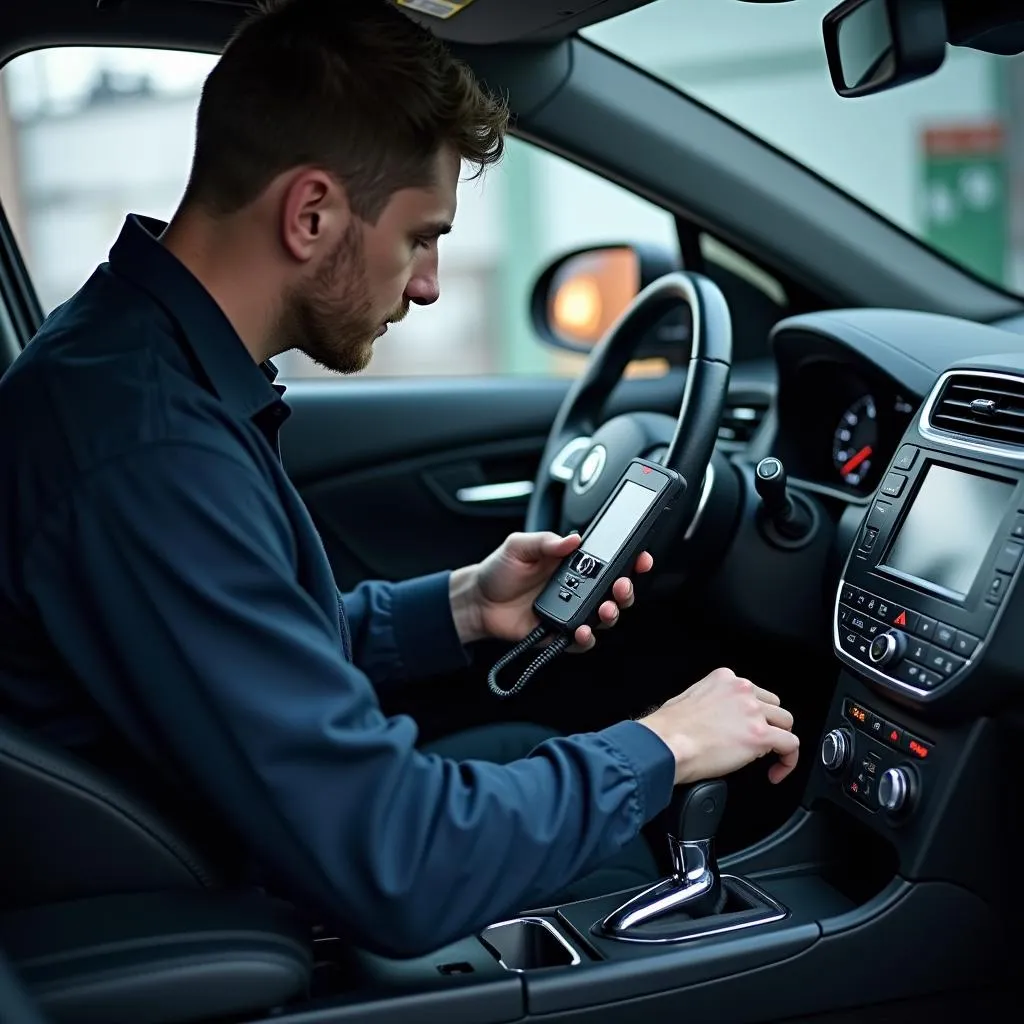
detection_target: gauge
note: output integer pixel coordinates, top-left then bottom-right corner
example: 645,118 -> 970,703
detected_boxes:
832,395 -> 878,487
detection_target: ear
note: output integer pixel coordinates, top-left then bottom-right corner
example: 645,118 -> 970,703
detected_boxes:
279,168 -> 352,264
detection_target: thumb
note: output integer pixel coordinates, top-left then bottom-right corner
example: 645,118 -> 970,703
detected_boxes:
507,531 -> 580,563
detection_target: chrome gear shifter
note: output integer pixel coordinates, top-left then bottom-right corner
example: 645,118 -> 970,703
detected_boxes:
600,779 -> 728,938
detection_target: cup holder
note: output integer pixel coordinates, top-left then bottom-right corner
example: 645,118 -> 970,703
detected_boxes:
480,917 -> 582,972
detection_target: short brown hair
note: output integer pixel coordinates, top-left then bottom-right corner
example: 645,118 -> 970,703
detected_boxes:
183,0 -> 509,222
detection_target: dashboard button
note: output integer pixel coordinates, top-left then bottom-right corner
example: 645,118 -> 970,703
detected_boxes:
994,541 -> 1024,575
838,606 -> 852,627
849,613 -> 869,633
841,583 -> 858,604
907,638 -> 932,665
863,594 -> 879,614
863,618 -> 884,639
880,473 -> 907,498
953,631 -> 980,658
865,500 -> 895,531
986,574 -> 1007,605
928,650 -> 965,677
893,446 -> 918,471
879,720 -> 903,747
1011,515 -> 1024,541
895,660 -> 939,690
933,623 -> 956,649
902,735 -> 932,761
852,591 -> 869,610
914,615 -> 936,639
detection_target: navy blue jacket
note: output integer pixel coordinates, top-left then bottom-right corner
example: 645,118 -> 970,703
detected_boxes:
0,215 -> 674,956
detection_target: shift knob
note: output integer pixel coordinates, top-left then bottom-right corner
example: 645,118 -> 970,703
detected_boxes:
671,778 -> 728,842
754,457 -> 790,519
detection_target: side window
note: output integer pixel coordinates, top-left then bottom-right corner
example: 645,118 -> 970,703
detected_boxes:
0,46 -> 679,379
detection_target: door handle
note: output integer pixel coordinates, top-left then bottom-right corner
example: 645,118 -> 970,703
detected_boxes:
454,481 -> 535,504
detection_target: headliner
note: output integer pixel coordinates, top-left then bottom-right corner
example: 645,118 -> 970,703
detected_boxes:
0,0 -> 663,54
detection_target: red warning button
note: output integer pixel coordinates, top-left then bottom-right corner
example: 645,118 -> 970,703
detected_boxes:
893,610 -> 907,627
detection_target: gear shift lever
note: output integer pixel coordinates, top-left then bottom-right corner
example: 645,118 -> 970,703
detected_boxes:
600,779 -> 728,939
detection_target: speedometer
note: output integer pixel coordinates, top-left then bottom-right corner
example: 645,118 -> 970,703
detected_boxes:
832,395 -> 878,487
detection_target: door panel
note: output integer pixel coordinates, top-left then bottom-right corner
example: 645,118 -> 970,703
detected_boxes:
280,372 -> 691,587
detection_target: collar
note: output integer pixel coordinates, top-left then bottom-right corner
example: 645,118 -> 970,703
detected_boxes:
108,214 -> 286,423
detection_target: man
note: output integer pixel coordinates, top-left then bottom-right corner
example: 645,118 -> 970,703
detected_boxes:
0,0 -> 799,957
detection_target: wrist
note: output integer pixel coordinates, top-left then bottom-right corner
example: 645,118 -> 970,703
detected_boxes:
637,710 -> 697,786
449,564 -> 486,645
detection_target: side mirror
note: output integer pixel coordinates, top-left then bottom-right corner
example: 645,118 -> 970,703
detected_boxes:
529,243 -> 684,356
823,0 -> 947,98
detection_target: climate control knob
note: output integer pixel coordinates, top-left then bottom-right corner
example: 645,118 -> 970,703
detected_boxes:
869,629 -> 907,667
878,767 -> 913,814
820,728 -> 851,773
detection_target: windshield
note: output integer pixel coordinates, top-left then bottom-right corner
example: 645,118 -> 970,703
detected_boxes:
584,0 -> 1024,296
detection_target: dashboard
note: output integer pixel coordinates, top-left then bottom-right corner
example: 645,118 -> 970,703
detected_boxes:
770,358 -> 917,496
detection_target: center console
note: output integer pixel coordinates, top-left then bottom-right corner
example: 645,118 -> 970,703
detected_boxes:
277,365 -> 1022,1024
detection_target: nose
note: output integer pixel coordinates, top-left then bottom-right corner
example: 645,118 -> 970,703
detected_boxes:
405,251 -> 440,306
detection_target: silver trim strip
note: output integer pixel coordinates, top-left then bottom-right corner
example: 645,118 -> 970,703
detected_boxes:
598,875 -> 787,945
479,916 -> 582,972
550,436 -> 593,482
455,481 -> 534,503
919,369 -> 1024,461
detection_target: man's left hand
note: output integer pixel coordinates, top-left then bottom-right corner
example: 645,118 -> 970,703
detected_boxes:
450,532 -> 653,650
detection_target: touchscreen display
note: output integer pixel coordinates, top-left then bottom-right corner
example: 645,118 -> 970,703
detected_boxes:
582,480 -> 658,563
881,465 -> 1016,598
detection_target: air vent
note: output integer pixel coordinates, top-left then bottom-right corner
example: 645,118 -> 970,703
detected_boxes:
718,400 -> 769,448
928,374 -> 1024,446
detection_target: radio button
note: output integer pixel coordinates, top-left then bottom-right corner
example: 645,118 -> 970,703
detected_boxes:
914,615 -> 936,640
865,500 -> 894,531
953,631 -> 980,658
985,573 -> 1007,605
994,541 -> 1024,575
933,623 -> 956,649
880,473 -> 907,498
893,446 -> 918,471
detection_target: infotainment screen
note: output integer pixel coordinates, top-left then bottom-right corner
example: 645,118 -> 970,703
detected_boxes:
881,465 -> 1016,599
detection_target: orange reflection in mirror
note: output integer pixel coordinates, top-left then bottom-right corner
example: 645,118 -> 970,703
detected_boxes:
548,247 -> 639,347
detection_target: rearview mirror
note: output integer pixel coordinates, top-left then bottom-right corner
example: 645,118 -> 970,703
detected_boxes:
823,0 -> 947,98
529,243 -> 683,355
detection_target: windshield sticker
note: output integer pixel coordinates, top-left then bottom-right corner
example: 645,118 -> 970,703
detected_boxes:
397,0 -> 478,19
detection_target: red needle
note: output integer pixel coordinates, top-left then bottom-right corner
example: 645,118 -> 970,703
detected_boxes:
842,445 -> 873,476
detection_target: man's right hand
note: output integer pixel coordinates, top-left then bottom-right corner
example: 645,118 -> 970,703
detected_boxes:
638,667 -> 799,786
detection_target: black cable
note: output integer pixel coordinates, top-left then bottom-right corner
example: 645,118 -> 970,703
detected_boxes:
487,624 -> 573,698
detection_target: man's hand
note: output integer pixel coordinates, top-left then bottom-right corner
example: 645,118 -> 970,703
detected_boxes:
638,668 -> 800,785
449,531 -> 653,649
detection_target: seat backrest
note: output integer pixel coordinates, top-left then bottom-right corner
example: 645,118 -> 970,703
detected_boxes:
0,718 -> 223,909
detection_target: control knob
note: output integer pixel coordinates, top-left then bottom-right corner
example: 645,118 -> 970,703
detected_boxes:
869,629 -> 907,667
877,767 -> 913,815
820,728 -> 851,773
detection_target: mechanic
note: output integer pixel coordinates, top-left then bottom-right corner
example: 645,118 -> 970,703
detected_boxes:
0,0 -> 799,957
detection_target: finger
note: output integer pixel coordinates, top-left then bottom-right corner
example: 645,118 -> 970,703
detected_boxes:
596,600 -> 619,629
753,685 -> 781,706
634,551 -> 654,573
540,532 -> 582,559
764,729 -> 800,783
611,577 -> 634,607
768,748 -> 800,784
573,624 -> 596,651
765,704 -> 795,732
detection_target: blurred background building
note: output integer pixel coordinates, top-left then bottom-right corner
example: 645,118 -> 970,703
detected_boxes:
1,0 -> 1022,381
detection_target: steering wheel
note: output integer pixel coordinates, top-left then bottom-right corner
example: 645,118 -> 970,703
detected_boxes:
525,272 -> 732,540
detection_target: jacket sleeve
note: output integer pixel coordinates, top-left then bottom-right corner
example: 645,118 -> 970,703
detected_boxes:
24,442 -> 675,958
339,573 -> 470,687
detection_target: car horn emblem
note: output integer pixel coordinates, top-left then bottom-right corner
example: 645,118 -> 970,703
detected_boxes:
573,445 -> 607,494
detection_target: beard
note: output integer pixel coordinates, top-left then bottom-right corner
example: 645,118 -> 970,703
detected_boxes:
274,221 -> 406,375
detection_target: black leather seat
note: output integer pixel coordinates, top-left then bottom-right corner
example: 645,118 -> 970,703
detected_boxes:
0,718 -> 313,1024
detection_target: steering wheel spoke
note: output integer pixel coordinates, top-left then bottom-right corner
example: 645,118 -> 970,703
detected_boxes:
549,436 -> 593,483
